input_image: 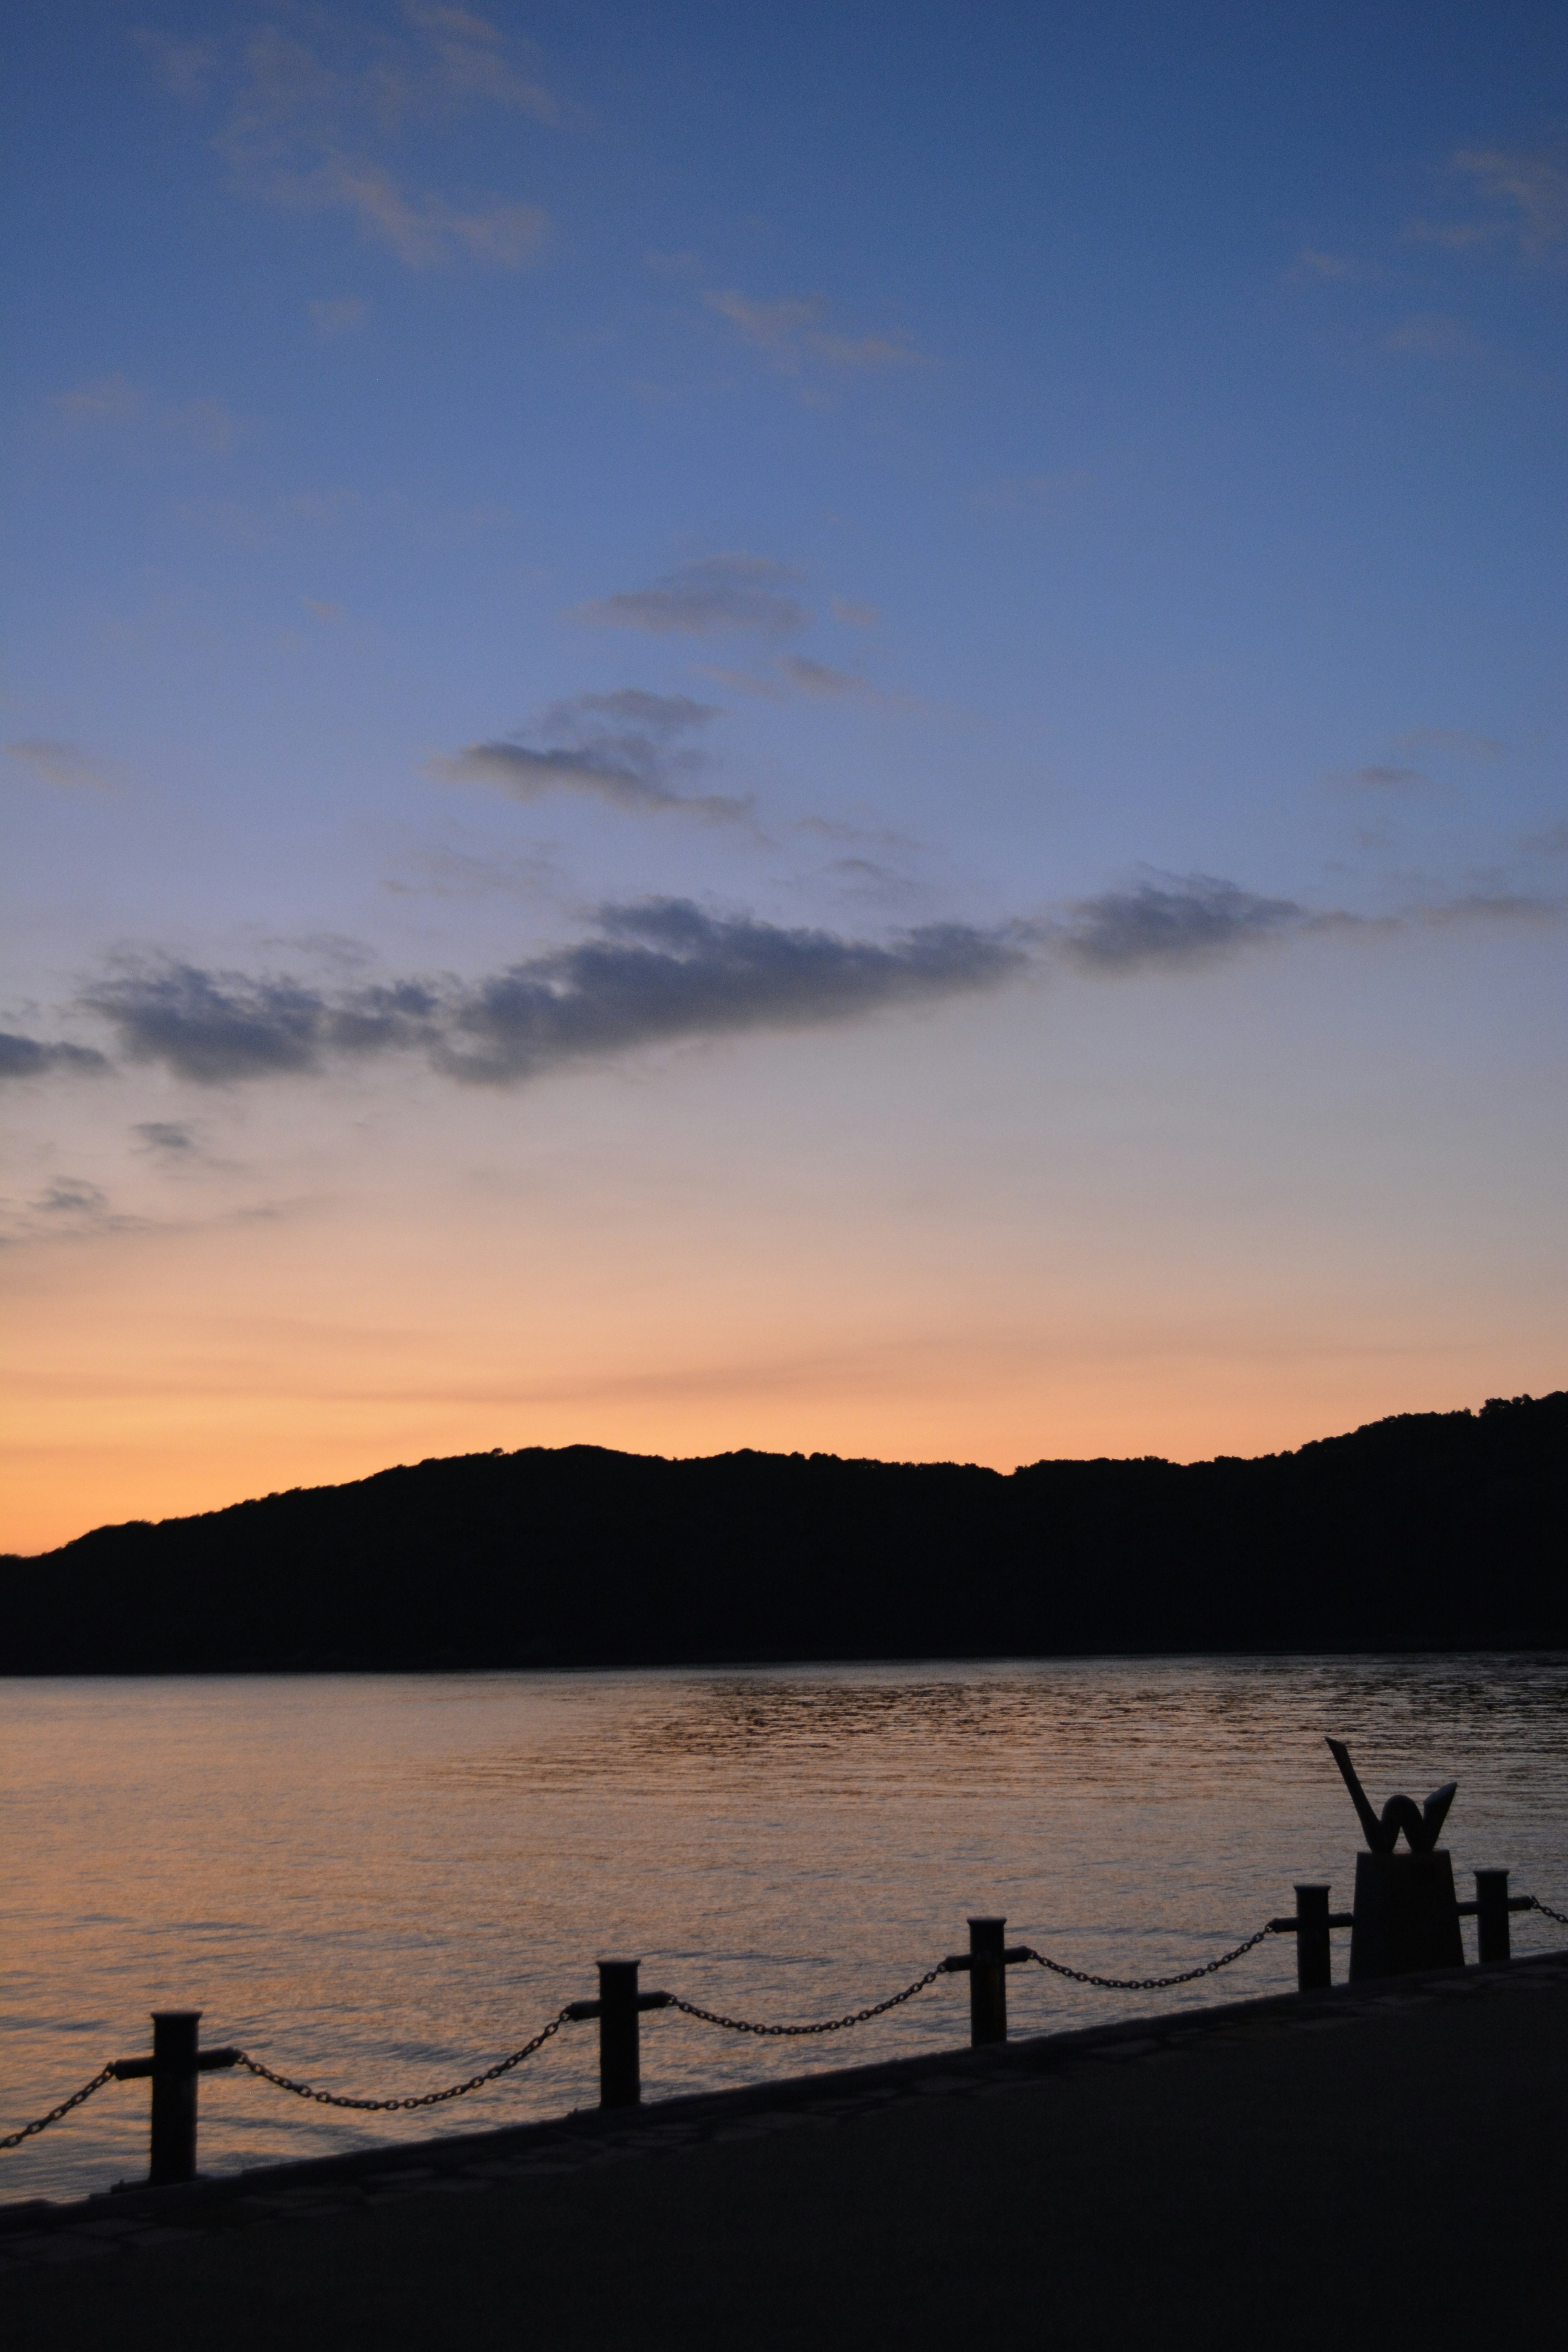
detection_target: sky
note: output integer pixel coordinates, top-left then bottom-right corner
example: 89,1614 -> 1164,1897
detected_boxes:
2,0 -> 1565,1554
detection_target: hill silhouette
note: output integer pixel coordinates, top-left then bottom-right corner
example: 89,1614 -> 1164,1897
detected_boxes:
3,1390 -> 1564,1673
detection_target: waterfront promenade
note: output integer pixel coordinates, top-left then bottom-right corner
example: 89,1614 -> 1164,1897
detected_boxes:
5,1950 -> 1565,2348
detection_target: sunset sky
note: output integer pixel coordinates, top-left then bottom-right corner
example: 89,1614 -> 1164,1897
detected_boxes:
3,0 -> 1565,1555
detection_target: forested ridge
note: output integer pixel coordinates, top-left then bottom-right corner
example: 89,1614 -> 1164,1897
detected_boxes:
4,1390 -> 1564,1672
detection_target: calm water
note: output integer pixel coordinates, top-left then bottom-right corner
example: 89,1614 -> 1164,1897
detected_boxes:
4,1656 -> 1566,2204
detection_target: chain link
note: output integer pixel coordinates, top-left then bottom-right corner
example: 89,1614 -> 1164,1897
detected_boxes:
669,1967 -> 944,2038
1526,1894 -> 1568,1928
1,2064 -> 118,2152
234,2009 -> 575,2112
1021,1925 -> 1275,1992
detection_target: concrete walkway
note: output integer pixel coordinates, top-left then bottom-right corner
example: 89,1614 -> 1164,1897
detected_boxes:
5,1954 -> 1566,2350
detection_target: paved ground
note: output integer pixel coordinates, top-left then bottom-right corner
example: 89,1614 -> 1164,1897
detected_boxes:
4,1955 -> 1566,2350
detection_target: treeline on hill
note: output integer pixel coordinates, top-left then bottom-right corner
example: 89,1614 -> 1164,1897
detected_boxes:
2,1391 -> 1564,1673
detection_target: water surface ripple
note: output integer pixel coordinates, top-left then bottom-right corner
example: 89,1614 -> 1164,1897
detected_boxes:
4,1656 -> 1566,2202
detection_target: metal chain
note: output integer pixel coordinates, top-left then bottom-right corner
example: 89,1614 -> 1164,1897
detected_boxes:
1526,1894 -> 1568,1927
669,1967 -> 944,2038
1021,1925 -> 1275,1992
1,2064 -> 118,2152
234,2009 -> 575,2112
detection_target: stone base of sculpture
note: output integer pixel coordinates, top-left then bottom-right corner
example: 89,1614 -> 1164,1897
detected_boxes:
1348,1848 -> 1463,1982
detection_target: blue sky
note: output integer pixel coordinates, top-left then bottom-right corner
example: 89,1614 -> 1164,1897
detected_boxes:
2,0 -> 1564,1548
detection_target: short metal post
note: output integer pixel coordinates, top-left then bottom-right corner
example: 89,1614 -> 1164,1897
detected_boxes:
1294,1885 -> 1331,1993
597,1960 -> 642,2107
968,1917 -> 1008,2046
1475,1869 -> 1511,1966
149,2011 -> 201,2185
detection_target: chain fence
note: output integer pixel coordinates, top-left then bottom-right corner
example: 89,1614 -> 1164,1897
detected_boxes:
1020,1926 -> 1277,1992
0,2065 -> 118,2153
232,2007 -> 576,2112
667,1967 -> 944,2038
5,1893 -> 1565,2154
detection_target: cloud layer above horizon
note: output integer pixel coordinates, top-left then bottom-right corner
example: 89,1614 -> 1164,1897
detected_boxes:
2,0 -> 1564,1550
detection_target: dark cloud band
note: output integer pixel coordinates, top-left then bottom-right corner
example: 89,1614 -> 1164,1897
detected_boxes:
0,1032 -> 109,1081
1062,876 -> 1307,968
75,901 -> 1027,1089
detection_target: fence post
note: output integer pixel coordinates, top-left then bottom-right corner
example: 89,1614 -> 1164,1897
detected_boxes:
968,1917 -> 1008,2047
149,2011 -> 202,2185
597,1960 -> 642,2107
1474,1869 -> 1511,1966
1294,1886 -> 1332,1993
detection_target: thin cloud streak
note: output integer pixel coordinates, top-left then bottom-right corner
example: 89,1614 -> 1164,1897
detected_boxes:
577,554 -> 808,636
1407,146 -> 1568,263
51,378 -> 244,454
780,656 -> 879,700
1388,726 -> 1507,762
704,289 -> 927,376
1059,873 -> 1566,971
5,739 -> 117,791
435,688 -> 748,818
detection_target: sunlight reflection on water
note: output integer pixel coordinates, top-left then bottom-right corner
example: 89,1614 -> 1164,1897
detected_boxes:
3,1655 -> 1565,2202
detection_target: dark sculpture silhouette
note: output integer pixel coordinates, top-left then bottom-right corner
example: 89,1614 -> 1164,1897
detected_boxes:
1327,1737 -> 1465,1981
1326,1737 -> 1457,1854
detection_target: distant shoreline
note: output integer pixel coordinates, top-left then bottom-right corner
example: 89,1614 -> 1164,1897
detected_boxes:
4,1390 -> 1564,1674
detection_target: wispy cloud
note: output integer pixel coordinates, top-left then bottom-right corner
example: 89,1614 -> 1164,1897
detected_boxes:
309,295 -> 370,336
578,554 -> 808,637
34,1179 -> 111,1219
434,689 -> 749,818
5,738 -> 117,791
134,1120 -> 200,1155
695,665 -> 787,702
1387,726 -> 1507,762
128,28 -> 218,103
392,3 -> 559,122
290,160 -> 546,270
1416,890 -> 1566,929
1408,145 -> 1568,263
1290,247 -> 1384,283
54,374 -> 144,426
1326,763 -> 1434,794
704,290 -> 926,377
831,597 -> 879,628
972,467 -> 1092,514
76,903 -> 1027,1089
779,656 -> 879,700
695,655 -> 882,703
51,375 -> 244,454
1381,313 -> 1480,359
153,10 -> 561,271
1520,820 -> 1568,857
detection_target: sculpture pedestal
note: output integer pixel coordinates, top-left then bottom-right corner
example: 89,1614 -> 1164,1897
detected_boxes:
1348,1849 -> 1463,1982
